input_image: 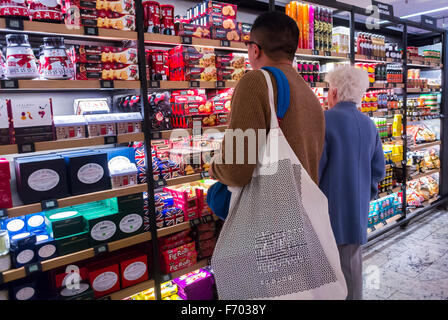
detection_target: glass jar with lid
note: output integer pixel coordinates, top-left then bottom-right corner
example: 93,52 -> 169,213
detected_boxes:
5,34 -> 39,79
0,47 -> 5,79
40,37 -> 74,80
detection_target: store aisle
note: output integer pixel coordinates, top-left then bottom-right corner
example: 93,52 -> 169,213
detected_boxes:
362,209 -> 448,300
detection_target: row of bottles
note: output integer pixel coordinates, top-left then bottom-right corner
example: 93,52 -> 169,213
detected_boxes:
285,1 -> 333,51
356,32 -> 386,58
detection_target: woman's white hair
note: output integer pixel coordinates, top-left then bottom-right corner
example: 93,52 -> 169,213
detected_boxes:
326,65 -> 370,105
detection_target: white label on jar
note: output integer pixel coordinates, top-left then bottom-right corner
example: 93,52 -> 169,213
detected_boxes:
16,287 -> 35,301
38,244 -> 56,259
0,254 -> 12,272
92,272 -> 118,292
16,249 -> 34,265
49,211 -> 78,220
119,214 -> 143,234
77,163 -> 104,184
91,221 -> 116,241
5,46 -> 39,79
28,169 -> 60,191
123,261 -> 147,281
60,283 -> 89,297
6,219 -> 25,232
28,215 -> 44,228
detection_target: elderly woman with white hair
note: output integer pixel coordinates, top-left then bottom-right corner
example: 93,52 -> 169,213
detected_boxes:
318,65 -> 386,300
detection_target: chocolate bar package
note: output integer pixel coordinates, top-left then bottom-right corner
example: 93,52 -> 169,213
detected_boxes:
74,63 -> 103,80
70,45 -> 102,63
178,23 -> 211,39
217,67 -> 245,81
211,27 -> 240,41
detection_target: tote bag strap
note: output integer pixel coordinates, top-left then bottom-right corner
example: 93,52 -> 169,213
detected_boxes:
260,67 -> 290,129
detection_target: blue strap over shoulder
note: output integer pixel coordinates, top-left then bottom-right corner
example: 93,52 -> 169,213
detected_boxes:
261,66 -> 290,119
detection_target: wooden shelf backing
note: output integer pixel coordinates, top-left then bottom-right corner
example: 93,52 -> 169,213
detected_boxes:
1,133 -> 144,156
7,183 -> 148,218
408,141 -> 441,151
296,48 -> 349,60
355,54 -> 388,63
6,80 -> 141,90
0,18 -> 138,40
0,232 -> 151,284
148,80 -> 237,90
165,174 -> 202,187
407,88 -> 441,93
108,279 -> 155,300
157,221 -> 191,238
409,169 -> 440,181
378,186 -> 402,199
145,33 -> 247,51
155,125 -> 228,140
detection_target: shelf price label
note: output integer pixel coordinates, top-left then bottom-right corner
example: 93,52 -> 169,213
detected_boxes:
84,26 -> 99,36
215,81 -> 225,88
312,49 -> 319,56
1,80 -> 19,89
18,143 -> 35,154
149,81 -> 160,88
181,36 -> 192,45
324,51 -> 331,57
5,18 -> 24,30
202,215 -> 214,224
151,131 -> 162,139
41,199 -> 58,211
161,274 -> 171,282
220,40 -> 230,47
154,179 -> 167,189
94,244 -> 109,256
100,80 -> 114,89
189,81 -> 200,88
104,135 -> 118,144
25,262 -> 42,276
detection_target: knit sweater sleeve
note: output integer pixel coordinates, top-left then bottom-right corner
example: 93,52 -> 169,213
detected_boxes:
210,70 -> 270,187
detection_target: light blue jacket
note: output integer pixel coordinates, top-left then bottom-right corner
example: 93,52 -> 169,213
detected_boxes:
318,101 -> 386,245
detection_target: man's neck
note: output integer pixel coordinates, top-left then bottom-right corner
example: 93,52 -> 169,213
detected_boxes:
263,61 -> 293,68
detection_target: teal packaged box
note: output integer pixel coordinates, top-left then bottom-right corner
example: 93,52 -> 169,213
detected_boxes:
83,210 -> 119,246
116,210 -> 144,239
45,209 -> 86,239
55,231 -> 90,256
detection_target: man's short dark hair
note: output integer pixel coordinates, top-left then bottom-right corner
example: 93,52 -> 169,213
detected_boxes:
251,11 -> 299,61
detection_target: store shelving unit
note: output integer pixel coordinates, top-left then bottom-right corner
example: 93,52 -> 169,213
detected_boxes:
1,0 -> 447,301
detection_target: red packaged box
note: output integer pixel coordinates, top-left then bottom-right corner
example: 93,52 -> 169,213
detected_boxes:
215,53 -> 245,68
74,63 -> 103,80
160,4 -> 175,35
217,67 -> 245,81
29,0 -> 63,22
237,22 -> 252,42
143,0 -> 161,33
178,23 -> 211,39
162,251 -> 197,274
204,14 -> 236,29
70,45 -> 102,63
101,47 -> 138,64
0,0 -> 29,17
88,263 -> 121,298
162,242 -> 196,264
212,99 -> 231,113
211,27 -> 240,41
204,1 -> 237,18
185,66 -> 217,81
54,267 -> 89,289
102,63 -> 139,80
96,0 -> 135,15
119,254 -> 149,289
217,113 -> 229,125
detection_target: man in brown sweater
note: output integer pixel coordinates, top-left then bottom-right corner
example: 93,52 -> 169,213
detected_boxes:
209,12 -> 324,186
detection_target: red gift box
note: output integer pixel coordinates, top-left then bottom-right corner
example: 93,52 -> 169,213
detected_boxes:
143,0 -> 161,33
54,266 -> 89,289
119,254 -> 149,289
88,263 -> 121,298
29,0 -> 63,22
0,0 -> 29,17
160,4 -> 175,35
162,251 -> 197,274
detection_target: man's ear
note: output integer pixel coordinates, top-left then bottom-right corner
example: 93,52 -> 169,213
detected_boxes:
254,44 -> 261,59
332,87 -> 338,100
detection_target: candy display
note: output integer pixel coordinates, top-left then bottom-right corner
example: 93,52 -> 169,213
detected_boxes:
406,94 -> 441,118
286,1 -> 333,51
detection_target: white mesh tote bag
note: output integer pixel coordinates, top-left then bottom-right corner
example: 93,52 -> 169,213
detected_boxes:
210,69 -> 347,300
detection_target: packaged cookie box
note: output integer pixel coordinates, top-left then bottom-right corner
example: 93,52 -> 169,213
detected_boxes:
84,114 -> 117,137
87,260 -> 121,298
160,243 -> 197,274
215,53 -> 246,68
177,23 -> 210,39
114,112 -> 143,134
102,63 -> 139,80
217,67 -> 245,81
70,45 -> 102,63
169,148 -> 202,175
74,63 -> 103,80
163,185 -> 200,221
181,51 -> 216,68
74,98 -> 110,115
184,66 -> 217,81
54,115 -> 87,140
201,1 -> 237,18
101,47 -> 138,65
96,0 -> 136,15
211,27 -> 241,42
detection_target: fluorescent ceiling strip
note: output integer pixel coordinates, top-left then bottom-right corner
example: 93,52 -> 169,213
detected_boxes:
400,6 -> 448,19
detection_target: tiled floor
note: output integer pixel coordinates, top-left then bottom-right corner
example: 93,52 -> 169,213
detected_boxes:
362,209 -> 448,300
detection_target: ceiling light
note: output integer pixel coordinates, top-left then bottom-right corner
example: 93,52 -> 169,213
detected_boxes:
400,6 -> 448,19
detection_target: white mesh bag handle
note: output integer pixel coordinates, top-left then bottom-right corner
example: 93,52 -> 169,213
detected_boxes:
211,69 -> 347,300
